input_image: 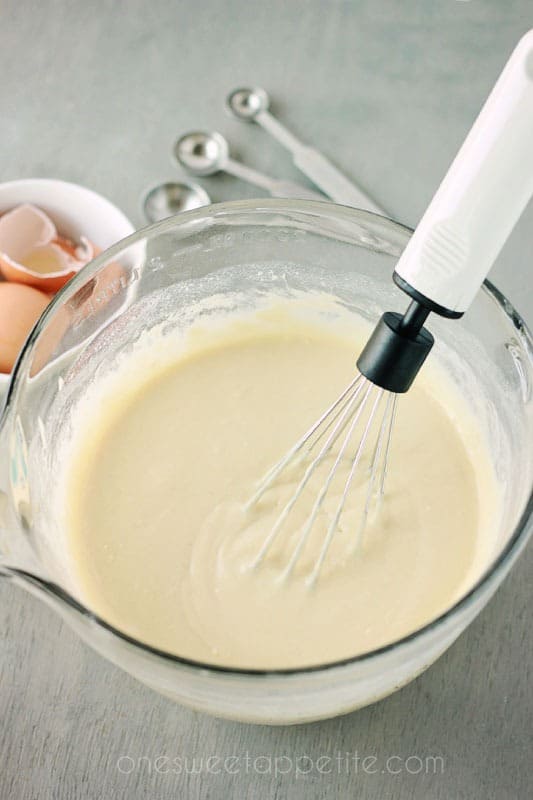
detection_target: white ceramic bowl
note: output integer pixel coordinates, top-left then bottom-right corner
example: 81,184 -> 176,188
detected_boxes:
0,178 -> 135,405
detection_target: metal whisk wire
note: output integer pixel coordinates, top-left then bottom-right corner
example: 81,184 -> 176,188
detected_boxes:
246,372 -> 365,508
308,390 -> 397,585
246,373 -> 398,583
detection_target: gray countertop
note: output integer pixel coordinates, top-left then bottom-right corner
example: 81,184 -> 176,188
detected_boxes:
1,1 -> 532,798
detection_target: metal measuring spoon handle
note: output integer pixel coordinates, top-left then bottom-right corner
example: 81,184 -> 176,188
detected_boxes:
226,87 -> 386,214
223,157 -> 324,200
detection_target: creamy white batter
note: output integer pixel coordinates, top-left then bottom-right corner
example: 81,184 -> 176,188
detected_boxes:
65,296 -> 501,669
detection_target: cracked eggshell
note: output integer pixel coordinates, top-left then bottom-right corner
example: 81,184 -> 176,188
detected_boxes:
0,203 -> 99,292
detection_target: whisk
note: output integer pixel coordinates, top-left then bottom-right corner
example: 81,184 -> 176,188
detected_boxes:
247,30 -> 533,583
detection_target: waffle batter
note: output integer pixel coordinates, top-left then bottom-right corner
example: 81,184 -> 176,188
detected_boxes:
65,297 -> 500,669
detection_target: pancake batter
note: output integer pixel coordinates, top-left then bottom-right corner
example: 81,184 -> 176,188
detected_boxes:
65,296 -> 501,669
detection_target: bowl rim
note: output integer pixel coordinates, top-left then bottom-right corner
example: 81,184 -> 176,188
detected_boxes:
0,177 -> 135,232
2,198 -> 532,678
0,176 -> 134,214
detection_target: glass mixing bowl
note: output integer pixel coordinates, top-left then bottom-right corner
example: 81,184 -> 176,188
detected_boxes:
0,200 -> 532,725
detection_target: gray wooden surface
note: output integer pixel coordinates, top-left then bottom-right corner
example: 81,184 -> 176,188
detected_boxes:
1,1 -> 532,798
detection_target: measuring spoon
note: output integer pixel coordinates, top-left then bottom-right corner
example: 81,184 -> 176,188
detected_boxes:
226,87 -> 385,214
142,181 -> 210,223
173,131 -> 324,201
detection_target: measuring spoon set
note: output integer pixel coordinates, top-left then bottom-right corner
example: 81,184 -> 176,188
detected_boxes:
142,87 -> 385,223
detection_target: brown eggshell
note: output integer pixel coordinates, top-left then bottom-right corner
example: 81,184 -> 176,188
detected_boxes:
0,238 -> 99,293
0,205 -> 99,292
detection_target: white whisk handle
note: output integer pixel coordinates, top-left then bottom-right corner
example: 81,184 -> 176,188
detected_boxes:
394,29 -> 533,315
